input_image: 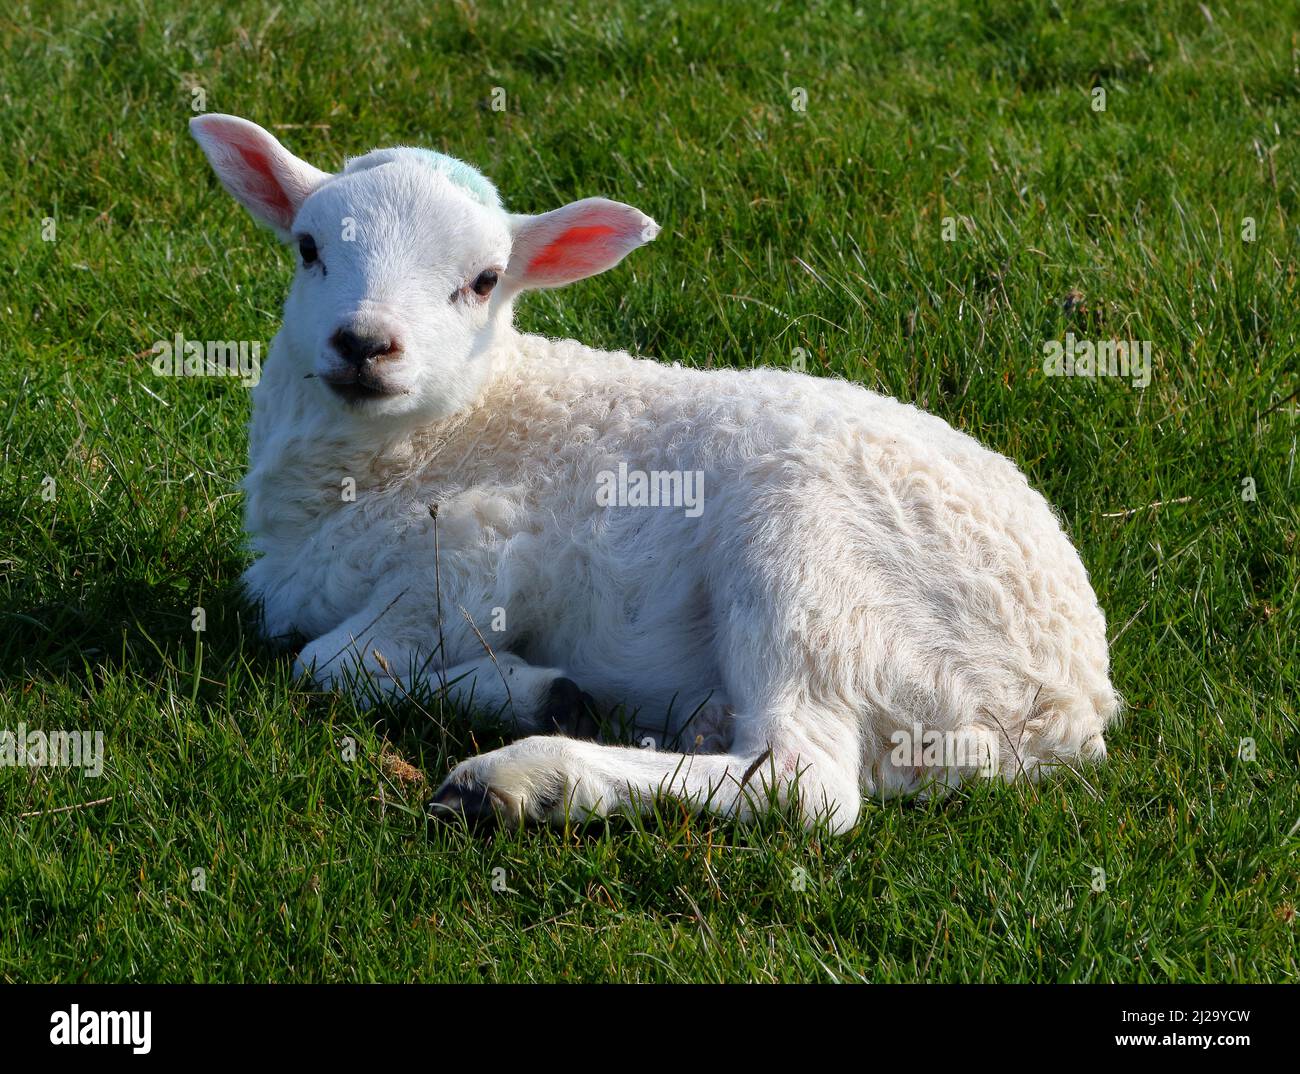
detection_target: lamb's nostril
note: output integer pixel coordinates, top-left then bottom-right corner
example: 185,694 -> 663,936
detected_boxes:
330,327 -> 400,367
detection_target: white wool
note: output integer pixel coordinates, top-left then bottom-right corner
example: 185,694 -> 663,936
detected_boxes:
193,115 -> 1120,832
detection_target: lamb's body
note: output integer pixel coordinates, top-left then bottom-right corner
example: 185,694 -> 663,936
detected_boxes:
191,113 -> 1117,833
246,328 -> 1116,824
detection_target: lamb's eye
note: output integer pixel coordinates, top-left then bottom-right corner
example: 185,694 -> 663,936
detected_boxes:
472,269 -> 498,297
298,235 -> 318,266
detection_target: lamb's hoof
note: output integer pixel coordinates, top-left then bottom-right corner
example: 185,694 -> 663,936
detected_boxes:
426,782 -> 506,828
541,677 -> 600,739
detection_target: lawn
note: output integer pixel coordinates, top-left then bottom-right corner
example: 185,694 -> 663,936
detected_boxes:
0,0 -> 1296,982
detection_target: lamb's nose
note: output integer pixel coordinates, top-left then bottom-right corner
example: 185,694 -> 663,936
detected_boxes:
331,327 -> 400,368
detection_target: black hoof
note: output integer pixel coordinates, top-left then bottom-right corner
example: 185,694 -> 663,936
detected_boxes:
426,782 -> 500,828
540,677 -> 601,739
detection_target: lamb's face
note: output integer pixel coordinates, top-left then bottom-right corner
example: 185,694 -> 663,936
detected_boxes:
190,114 -> 659,428
284,154 -> 513,422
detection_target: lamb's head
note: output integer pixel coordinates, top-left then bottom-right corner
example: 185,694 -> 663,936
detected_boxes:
190,114 -> 659,423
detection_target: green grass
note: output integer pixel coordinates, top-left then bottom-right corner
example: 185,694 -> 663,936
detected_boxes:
1,0 -> 1297,982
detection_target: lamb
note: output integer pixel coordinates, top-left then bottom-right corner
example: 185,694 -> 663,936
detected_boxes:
190,113 -> 1120,834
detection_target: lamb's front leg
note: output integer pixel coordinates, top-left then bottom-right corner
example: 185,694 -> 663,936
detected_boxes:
429,730 -> 863,833
294,614 -> 599,737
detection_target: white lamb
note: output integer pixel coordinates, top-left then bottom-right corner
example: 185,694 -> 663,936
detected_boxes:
190,113 -> 1119,834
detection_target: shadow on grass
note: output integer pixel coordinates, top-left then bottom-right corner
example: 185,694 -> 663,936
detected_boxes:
0,557 -> 267,686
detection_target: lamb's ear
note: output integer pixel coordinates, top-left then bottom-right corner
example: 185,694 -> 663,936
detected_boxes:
189,114 -> 329,237
503,197 -> 660,291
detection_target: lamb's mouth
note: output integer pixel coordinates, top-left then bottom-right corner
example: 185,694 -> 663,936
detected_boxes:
320,374 -> 402,403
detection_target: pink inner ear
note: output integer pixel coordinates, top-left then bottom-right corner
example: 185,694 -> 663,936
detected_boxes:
526,224 -> 617,273
232,141 -> 293,219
